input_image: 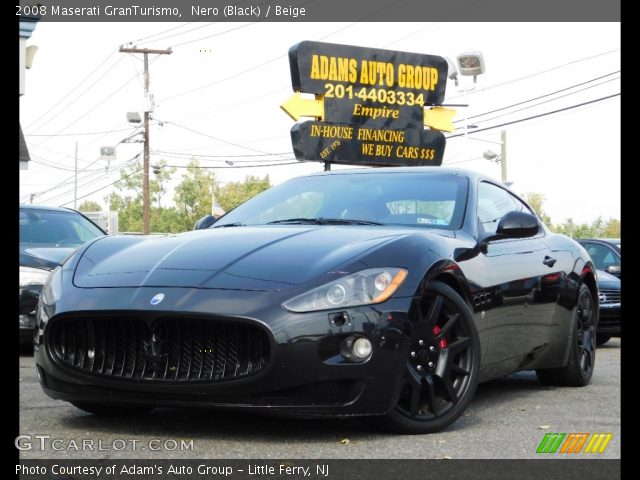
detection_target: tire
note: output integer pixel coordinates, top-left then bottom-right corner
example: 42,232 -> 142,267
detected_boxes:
375,281 -> 481,434
71,402 -> 154,417
596,334 -> 612,346
536,283 -> 596,387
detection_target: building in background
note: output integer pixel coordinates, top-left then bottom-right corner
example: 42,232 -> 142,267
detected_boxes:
82,211 -> 119,235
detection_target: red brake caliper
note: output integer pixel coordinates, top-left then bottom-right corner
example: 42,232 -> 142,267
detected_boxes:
433,325 -> 448,349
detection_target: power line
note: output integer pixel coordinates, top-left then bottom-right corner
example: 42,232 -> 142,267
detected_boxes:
456,76 -> 619,129
161,121 -> 293,159
454,71 -> 620,124
59,167 -> 143,207
446,48 -> 620,102
126,23 -> 196,45
153,149 -> 293,159
30,156 -> 105,173
28,65 -> 151,150
446,93 -> 620,139
171,22 -> 258,48
29,129 -> 142,200
41,153 -> 142,205
25,127 -> 136,137
163,161 -> 301,170
159,1 -> 397,104
24,50 -> 120,132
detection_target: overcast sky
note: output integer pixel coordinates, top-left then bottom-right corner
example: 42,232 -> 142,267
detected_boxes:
19,22 -> 620,224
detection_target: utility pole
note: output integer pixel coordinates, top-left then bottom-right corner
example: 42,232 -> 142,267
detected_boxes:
73,141 -> 78,210
500,130 -> 507,183
119,46 -> 172,234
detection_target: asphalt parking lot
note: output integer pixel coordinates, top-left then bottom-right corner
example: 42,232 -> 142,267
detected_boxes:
19,339 -> 620,459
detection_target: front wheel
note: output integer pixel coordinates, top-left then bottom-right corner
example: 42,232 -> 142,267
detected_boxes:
536,283 -> 596,386
376,281 -> 481,434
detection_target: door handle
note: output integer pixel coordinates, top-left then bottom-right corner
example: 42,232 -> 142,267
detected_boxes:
543,255 -> 557,267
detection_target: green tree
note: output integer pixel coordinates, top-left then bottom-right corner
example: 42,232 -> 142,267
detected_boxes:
522,192 -> 552,225
77,200 -> 102,212
603,218 -> 620,238
214,175 -> 271,212
173,160 -> 217,231
106,159 -> 175,233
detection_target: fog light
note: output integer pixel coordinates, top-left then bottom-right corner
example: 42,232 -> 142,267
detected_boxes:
352,337 -> 373,359
341,335 -> 373,362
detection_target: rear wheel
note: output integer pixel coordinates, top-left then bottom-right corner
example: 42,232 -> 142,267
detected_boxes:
536,283 -> 596,386
71,402 -> 154,417
377,281 -> 480,434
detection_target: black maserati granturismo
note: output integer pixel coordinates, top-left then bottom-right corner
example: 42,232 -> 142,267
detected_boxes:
34,167 -> 598,434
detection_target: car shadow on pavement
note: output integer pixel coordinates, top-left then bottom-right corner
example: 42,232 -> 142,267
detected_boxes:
56,371 -> 564,440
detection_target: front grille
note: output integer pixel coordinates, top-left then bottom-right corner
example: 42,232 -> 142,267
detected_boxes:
48,316 -> 270,383
600,289 -> 621,305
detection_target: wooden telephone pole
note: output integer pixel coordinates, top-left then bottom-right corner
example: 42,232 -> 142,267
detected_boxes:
118,46 -> 172,234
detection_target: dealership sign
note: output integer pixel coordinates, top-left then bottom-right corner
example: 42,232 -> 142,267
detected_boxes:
281,41 -> 455,167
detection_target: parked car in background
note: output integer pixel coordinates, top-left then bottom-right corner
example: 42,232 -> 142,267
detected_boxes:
19,205 -> 106,344
577,239 -> 621,345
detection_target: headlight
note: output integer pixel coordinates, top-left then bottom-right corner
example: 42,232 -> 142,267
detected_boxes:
283,267 -> 408,313
40,266 -> 62,306
20,266 -> 51,287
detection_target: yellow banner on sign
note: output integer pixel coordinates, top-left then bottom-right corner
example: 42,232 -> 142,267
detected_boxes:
423,107 -> 456,132
280,92 -> 325,121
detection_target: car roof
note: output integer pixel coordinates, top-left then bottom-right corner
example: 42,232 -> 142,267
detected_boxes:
299,165 -> 494,183
20,204 -> 78,214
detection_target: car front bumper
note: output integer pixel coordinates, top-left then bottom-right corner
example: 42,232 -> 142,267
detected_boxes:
19,284 -> 42,344
598,303 -> 621,335
34,287 -> 416,417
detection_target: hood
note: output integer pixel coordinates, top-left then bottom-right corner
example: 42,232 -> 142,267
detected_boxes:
73,226 -> 407,291
596,269 -> 620,289
20,245 -> 77,271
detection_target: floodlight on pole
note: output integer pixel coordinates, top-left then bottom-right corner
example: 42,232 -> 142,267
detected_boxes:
126,112 -> 142,124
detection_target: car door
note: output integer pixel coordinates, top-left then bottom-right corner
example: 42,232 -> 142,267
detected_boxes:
477,181 -> 557,372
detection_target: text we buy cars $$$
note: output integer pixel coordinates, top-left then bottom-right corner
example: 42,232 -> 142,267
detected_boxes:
34,42 -> 599,434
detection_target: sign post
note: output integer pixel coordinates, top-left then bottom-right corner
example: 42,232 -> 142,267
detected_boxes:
281,41 -> 455,168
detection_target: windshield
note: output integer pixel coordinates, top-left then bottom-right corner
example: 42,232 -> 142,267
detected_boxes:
20,208 -> 105,247
215,172 -> 468,230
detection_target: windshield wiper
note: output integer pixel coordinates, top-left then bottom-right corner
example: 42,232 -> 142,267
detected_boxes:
212,222 -> 245,228
267,217 -> 384,226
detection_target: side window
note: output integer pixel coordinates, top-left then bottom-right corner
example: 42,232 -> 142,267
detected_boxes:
585,243 -> 619,270
477,182 -> 533,235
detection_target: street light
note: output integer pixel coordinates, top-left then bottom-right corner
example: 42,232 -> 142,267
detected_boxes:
456,51 -> 486,82
483,150 -> 499,162
452,51 -> 486,142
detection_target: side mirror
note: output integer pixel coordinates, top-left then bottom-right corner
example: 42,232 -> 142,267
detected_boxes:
194,215 -> 216,230
496,211 -> 540,238
605,265 -> 621,275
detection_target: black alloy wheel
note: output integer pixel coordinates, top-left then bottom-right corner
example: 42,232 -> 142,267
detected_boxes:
378,281 -> 480,434
537,283 -> 596,386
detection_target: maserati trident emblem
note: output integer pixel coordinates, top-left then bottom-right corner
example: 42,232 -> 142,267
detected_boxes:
150,293 -> 165,305
599,292 -> 607,303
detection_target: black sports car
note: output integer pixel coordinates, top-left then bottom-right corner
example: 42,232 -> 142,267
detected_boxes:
34,167 -> 598,433
20,205 -> 106,344
576,239 -> 621,345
